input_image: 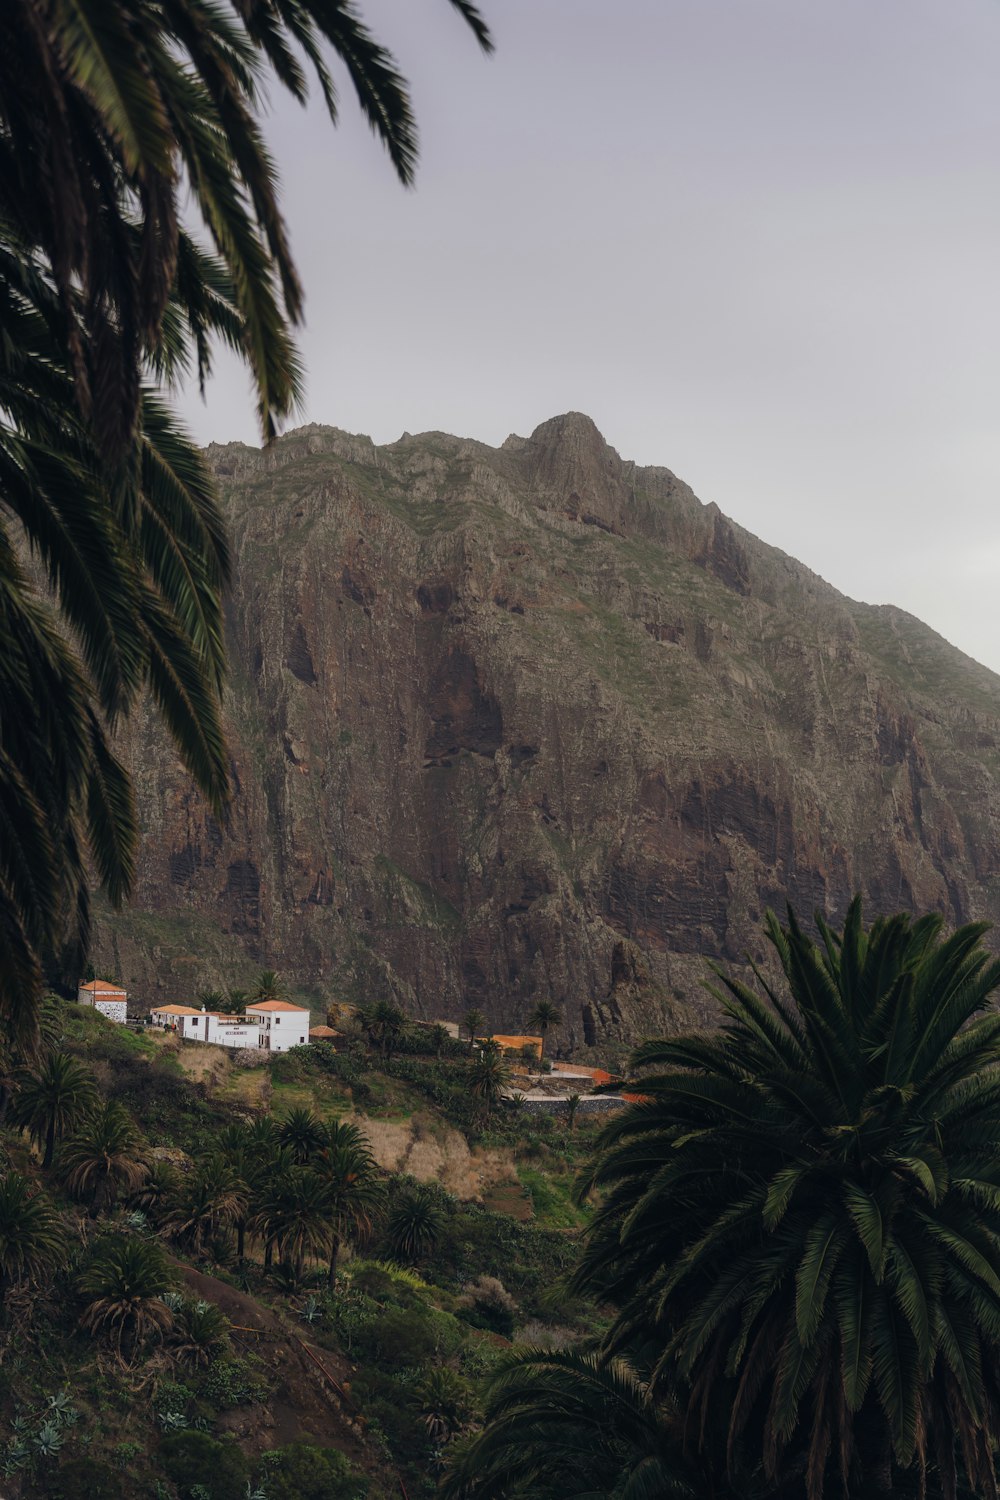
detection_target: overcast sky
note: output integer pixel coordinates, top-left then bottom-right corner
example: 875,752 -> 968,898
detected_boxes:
177,0 -> 1000,674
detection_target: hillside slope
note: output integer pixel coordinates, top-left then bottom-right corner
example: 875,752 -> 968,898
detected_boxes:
95,414 -> 1000,1046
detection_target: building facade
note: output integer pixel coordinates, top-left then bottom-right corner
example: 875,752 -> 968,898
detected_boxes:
150,1000 -> 311,1052
78,980 -> 128,1024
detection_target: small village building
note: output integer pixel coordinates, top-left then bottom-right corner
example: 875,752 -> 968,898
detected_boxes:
150,1000 -> 311,1052
149,1004 -> 207,1040
490,1033 -> 543,1059
245,1000 -> 311,1052
78,979 -> 128,1024
308,1025 -> 340,1042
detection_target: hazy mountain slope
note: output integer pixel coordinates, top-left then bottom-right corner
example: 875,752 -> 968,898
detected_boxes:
94,413 -> 1000,1048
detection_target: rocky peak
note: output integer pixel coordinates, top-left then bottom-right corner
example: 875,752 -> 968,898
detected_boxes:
510,411 -> 630,536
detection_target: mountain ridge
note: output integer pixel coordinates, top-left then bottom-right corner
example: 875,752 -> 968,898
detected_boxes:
93,414 -> 1000,1051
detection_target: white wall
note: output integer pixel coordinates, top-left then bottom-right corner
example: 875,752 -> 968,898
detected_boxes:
205,1016 -> 261,1049
93,999 -> 126,1025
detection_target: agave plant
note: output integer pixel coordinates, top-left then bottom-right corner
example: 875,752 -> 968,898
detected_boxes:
32,1422 -> 63,1458
43,1392 -> 76,1426
298,1294 -> 323,1324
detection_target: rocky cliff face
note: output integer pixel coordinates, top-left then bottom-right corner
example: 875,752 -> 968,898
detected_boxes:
94,414 -> 1000,1049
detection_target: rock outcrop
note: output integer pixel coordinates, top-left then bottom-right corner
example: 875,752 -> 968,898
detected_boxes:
94,414 -> 1000,1048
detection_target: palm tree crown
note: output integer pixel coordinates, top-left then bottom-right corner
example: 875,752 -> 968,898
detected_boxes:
11,1052 -> 98,1168
575,899 -> 1000,1498
528,1000 -> 562,1060
61,1101 -> 148,1217
77,1236 -> 174,1357
0,0 -> 492,1047
0,1171 -> 66,1308
312,1128 -> 384,1286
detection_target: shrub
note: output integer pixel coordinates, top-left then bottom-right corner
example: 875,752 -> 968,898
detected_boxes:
159,1431 -> 250,1500
458,1275 -> 518,1339
44,1457 -> 122,1499
200,1354 -> 270,1408
259,1442 -> 365,1499
370,1307 -> 439,1369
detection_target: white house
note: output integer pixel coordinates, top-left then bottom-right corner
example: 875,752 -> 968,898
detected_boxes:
78,979 -> 128,1024
149,1004 -> 208,1040
150,999 -> 311,1053
244,1000 -> 311,1052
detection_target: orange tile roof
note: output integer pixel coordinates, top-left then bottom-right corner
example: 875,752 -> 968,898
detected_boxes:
489,1034 -> 542,1052
81,979 -> 126,993
551,1062 -> 615,1086
151,1004 -> 203,1017
245,999 -> 309,1012
309,1025 -> 339,1038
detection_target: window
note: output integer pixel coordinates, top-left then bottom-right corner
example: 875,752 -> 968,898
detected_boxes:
274,1017 -> 280,1025
299,1037 -> 305,1045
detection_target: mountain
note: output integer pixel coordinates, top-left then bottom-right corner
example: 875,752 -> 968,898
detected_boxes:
93,413 -> 1000,1050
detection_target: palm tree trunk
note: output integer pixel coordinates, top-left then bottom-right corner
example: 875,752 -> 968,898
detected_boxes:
91,1174 -> 111,1219
264,1240 -> 273,1270
327,1234 -> 342,1288
237,1220 -> 245,1261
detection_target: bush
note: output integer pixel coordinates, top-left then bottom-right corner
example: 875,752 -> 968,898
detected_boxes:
43,1458 -> 122,1500
458,1274 -> 518,1339
370,1307 -> 439,1369
199,1354 -> 270,1408
260,1442 -> 365,1500
158,1431 -> 250,1500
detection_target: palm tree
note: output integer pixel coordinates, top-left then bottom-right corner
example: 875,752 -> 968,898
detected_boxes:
528,1000 -> 562,1062
0,0 -> 492,1047
575,899 -> 1000,1499
385,1184 -> 446,1265
169,1300 -> 231,1369
253,1167 -> 331,1285
77,1236 -> 174,1358
61,1103 -> 148,1217
439,1349 -> 704,1500
415,1366 -> 472,1447
0,1172 -> 66,1311
11,1053 -> 98,1168
165,1157 -> 248,1258
359,1000 -> 408,1062
2,0 -> 493,452
469,1048 -> 511,1121
277,1107 -> 325,1165
564,1094 -> 582,1133
429,1023 -> 452,1060
130,1159 -> 178,1229
311,1130 -> 384,1286
251,970 -> 287,1005
197,989 -> 226,1013
462,1009 -> 485,1052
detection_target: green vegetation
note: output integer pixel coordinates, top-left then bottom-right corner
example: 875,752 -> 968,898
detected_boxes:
15,899 -> 1000,1497
0,995 -> 593,1497
448,899 -> 1000,1498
